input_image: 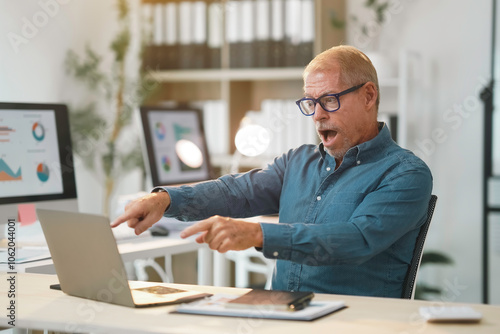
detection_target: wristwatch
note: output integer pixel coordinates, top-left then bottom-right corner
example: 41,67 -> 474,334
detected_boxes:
152,187 -> 169,212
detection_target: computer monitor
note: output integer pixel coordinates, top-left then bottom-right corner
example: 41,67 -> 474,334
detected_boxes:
140,106 -> 213,187
0,102 -> 78,229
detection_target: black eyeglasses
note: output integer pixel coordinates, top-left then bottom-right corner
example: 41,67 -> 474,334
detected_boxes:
295,83 -> 366,116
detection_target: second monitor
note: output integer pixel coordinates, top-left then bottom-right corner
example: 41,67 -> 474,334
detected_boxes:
140,106 -> 213,187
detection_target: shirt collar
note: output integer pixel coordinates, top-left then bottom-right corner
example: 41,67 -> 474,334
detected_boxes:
318,122 -> 393,164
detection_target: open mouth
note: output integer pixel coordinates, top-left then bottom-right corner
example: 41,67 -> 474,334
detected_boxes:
319,129 -> 337,142
317,128 -> 339,147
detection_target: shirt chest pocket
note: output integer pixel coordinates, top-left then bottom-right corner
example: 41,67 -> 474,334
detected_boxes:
321,192 -> 367,223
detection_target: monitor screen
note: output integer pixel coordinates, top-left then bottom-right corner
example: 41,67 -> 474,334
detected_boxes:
140,106 -> 213,186
0,103 -> 78,224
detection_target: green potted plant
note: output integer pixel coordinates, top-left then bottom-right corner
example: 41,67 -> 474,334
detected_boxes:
348,0 -> 397,78
65,0 -> 157,216
414,251 -> 454,300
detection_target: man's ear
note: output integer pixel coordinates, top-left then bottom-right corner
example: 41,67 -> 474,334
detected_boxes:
363,82 -> 378,109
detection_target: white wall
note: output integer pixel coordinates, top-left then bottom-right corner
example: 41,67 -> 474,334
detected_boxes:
348,0 -> 492,303
0,0 -> 144,217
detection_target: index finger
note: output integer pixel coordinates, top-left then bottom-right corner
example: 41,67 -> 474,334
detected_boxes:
180,219 -> 215,239
111,209 -> 141,228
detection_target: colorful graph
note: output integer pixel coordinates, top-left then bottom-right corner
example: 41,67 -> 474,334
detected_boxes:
36,163 -> 50,182
0,158 -> 22,181
0,126 -> 15,143
154,122 -> 166,141
161,155 -> 171,172
32,122 -> 45,142
173,123 -> 191,141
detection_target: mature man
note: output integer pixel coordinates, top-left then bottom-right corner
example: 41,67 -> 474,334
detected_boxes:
112,45 -> 432,298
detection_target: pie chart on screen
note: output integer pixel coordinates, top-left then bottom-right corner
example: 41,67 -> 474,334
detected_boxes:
36,163 -> 49,182
155,122 -> 166,140
32,122 -> 45,142
162,155 -> 171,172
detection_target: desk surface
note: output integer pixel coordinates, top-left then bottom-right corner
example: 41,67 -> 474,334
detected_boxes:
1,273 -> 499,334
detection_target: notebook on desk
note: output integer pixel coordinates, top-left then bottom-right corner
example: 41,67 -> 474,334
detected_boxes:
36,208 -> 211,308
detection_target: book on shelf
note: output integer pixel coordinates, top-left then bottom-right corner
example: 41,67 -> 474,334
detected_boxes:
207,1 -> 223,69
270,0 -> 285,67
163,1 -> 179,70
191,1 -> 208,69
140,0 -> 314,70
299,0 -> 315,66
254,0 -> 271,68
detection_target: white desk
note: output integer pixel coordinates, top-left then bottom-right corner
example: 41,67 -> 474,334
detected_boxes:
0,215 -> 279,287
1,273 -> 500,334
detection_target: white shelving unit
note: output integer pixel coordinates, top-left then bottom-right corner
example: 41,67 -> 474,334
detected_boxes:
143,2 -> 421,171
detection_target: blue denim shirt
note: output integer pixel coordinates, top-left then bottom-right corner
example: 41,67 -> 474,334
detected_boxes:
164,123 -> 433,298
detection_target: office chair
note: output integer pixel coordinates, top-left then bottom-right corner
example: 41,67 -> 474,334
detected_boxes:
401,194 -> 438,299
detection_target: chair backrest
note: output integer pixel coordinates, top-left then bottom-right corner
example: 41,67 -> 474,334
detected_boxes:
401,195 -> 438,299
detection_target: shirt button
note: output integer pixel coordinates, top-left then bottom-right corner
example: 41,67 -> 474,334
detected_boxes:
356,160 -> 361,165
326,167 -> 331,171
273,251 -> 279,257
316,196 -> 321,201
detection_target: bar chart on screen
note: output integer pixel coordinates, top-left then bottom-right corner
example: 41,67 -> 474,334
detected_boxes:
0,125 -> 15,143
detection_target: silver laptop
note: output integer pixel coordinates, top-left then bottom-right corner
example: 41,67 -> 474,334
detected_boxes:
37,208 -> 211,308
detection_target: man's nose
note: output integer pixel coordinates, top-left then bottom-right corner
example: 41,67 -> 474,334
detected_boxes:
312,102 -> 328,121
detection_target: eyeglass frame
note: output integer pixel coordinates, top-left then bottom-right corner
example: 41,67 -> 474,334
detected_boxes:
295,82 -> 367,116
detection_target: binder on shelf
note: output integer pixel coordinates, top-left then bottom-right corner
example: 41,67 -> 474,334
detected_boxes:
152,2 -> 164,70
207,1 -> 223,69
270,0 -> 285,67
226,0 -> 241,68
190,100 -> 229,156
255,0 -> 271,68
259,99 -> 318,158
298,0 -> 315,66
178,1 -> 193,69
191,1 -> 208,69
284,0 -> 301,67
163,2 -> 179,70
238,0 -> 256,68
141,2 -> 155,70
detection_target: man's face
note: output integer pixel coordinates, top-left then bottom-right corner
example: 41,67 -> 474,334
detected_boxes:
304,68 -> 375,162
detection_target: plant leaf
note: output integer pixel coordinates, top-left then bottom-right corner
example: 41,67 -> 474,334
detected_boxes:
421,251 -> 454,265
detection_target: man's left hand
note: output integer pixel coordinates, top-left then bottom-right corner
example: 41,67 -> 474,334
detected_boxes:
180,215 -> 263,253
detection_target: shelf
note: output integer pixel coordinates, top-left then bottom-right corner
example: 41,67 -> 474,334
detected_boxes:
149,68 -> 305,83
149,68 -> 400,88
